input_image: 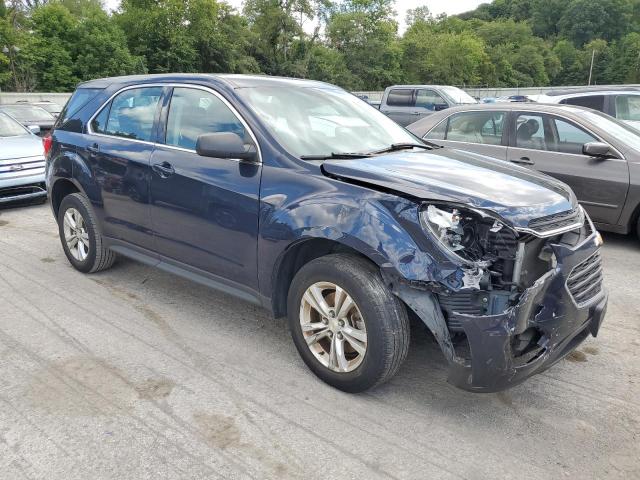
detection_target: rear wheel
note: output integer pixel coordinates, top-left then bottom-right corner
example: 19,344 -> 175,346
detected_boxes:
57,193 -> 115,273
287,253 -> 410,392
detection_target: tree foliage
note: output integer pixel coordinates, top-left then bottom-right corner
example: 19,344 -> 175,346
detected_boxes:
1,0 -> 640,92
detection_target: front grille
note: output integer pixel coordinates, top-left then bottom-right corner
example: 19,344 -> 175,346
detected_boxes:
566,252 -> 604,306
527,208 -> 582,234
0,156 -> 46,180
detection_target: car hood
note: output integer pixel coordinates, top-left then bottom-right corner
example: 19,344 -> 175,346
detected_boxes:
322,149 -> 577,228
0,135 -> 44,160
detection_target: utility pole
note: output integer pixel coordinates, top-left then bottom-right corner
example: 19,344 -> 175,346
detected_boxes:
588,49 -> 596,86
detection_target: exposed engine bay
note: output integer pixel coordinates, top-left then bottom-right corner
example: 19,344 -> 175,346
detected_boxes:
421,204 -> 601,332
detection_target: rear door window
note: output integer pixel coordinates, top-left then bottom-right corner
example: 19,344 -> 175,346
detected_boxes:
514,114 -> 548,150
560,95 -> 605,112
432,111 -> 506,145
94,87 -> 163,142
386,89 -> 414,107
614,94 -> 640,121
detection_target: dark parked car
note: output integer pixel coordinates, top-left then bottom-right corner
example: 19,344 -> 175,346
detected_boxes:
379,85 -> 477,126
0,104 -> 56,136
46,74 -> 607,393
407,103 -> 640,238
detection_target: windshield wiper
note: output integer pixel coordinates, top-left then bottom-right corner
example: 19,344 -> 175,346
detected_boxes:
300,152 -> 373,160
368,142 -> 440,155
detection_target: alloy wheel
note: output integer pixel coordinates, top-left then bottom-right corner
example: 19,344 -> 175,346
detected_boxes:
63,207 -> 90,262
299,282 -> 367,373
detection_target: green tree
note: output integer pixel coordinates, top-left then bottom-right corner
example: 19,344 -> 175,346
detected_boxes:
243,0 -> 313,76
402,22 -> 491,86
326,0 -> 402,90
558,0 -> 634,46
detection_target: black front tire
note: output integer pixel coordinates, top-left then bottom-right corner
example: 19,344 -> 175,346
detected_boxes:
287,253 -> 410,393
57,193 -> 115,273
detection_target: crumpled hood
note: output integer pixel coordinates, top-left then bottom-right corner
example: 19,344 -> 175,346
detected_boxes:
0,135 -> 44,161
322,149 -> 577,228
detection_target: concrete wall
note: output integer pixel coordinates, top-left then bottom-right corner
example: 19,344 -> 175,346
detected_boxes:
0,92 -> 72,105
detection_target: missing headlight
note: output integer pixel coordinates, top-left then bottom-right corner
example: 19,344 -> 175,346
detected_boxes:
420,204 -> 517,266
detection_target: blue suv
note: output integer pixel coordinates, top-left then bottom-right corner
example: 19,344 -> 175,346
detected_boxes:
46,75 -> 607,392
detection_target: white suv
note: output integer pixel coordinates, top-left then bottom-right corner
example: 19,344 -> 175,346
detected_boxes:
530,87 -> 640,130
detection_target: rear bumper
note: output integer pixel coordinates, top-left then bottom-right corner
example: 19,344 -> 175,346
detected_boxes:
446,231 -> 606,392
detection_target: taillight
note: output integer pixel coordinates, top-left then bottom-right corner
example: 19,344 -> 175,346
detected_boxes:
43,135 -> 52,156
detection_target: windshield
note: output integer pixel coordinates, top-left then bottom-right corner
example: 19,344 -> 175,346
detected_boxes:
237,86 -> 420,158
0,112 -> 28,137
570,108 -> 640,151
440,87 -> 477,105
1,105 -> 54,122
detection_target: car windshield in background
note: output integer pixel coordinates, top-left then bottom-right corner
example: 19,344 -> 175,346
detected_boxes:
237,86 -> 419,158
1,105 -> 54,122
0,112 -> 28,137
440,87 -> 478,104
38,103 -> 62,114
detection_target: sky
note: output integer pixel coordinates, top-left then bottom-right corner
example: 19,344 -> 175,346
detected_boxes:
103,0 -> 486,32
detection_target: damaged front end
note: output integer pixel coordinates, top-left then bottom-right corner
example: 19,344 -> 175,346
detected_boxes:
390,203 -> 607,392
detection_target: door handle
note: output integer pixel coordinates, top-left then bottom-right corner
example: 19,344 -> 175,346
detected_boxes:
152,161 -> 175,178
87,143 -> 99,154
510,157 -> 535,166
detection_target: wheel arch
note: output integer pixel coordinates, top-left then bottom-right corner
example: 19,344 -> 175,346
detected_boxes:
270,237 -> 379,318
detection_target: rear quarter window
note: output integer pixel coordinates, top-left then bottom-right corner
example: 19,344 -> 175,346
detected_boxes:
59,88 -> 104,125
387,89 -> 415,107
560,95 -> 605,112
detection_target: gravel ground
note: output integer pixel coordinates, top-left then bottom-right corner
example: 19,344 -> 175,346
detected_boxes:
0,202 -> 638,480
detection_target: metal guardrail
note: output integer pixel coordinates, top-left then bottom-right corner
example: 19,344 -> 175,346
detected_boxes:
353,84 -> 640,101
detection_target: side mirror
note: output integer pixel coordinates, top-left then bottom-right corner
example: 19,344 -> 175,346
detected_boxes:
27,125 -> 41,135
195,132 -> 258,162
434,104 -> 448,112
583,142 -> 613,158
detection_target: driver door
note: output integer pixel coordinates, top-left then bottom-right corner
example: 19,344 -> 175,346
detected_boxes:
149,86 -> 262,290
507,112 -> 629,225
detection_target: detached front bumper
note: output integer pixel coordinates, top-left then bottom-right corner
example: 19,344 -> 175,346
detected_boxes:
447,231 -> 607,392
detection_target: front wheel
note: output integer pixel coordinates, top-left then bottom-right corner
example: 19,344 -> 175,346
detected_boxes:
287,253 -> 410,393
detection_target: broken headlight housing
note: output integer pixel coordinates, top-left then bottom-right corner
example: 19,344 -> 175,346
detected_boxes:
420,204 -> 512,265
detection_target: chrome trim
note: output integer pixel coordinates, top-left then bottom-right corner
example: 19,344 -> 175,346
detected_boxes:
515,206 -> 586,238
86,83 -> 263,163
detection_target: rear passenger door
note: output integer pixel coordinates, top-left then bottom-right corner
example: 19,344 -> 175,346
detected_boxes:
84,86 -> 164,249
507,112 -> 629,225
381,88 -> 420,126
149,86 -> 262,290
424,110 -> 509,160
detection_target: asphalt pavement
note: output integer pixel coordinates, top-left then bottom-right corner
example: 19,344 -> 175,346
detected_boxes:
0,202 -> 638,479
